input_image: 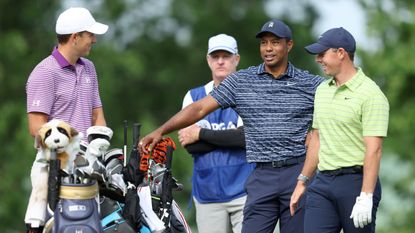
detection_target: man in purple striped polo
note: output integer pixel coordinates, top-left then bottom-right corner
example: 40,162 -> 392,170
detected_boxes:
25,7 -> 108,232
26,7 -> 108,137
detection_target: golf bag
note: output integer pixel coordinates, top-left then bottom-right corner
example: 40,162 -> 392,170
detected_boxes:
43,181 -> 102,233
30,122 -> 191,233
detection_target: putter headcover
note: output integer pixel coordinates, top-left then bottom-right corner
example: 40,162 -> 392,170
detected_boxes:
86,126 -> 113,143
140,137 -> 176,172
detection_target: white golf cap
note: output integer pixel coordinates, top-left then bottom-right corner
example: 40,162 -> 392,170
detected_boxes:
55,7 -> 109,35
208,34 -> 238,54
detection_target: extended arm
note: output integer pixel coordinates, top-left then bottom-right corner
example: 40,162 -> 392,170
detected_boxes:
290,129 -> 320,216
139,95 -> 220,153
349,136 -> 383,228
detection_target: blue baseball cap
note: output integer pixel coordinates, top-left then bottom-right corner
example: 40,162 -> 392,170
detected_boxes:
256,19 -> 292,39
305,27 -> 356,54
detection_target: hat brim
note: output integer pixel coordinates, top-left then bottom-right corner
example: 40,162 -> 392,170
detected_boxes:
208,46 -> 237,55
255,30 -> 290,39
86,22 -> 108,35
256,30 -> 271,38
305,43 -> 329,54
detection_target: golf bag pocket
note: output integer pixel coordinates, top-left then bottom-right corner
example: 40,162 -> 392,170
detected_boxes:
53,181 -> 102,233
101,199 -> 135,233
103,221 -> 136,233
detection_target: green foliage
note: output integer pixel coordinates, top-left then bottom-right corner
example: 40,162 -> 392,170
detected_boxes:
0,0 -> 59,231
358,0 -> 415,232
0,0 -> 322,231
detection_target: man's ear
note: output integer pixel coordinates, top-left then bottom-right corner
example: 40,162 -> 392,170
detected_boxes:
234,54 -> 241,67
287,39 -> 294,52
338,48 -> 347,60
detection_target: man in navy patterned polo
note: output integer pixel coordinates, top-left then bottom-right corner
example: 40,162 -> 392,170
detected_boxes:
139,19 -> 324,233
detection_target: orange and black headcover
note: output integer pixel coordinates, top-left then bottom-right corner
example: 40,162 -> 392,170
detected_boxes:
139,137 -> 176,172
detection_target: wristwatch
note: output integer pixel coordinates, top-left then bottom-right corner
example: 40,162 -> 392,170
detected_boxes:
297,173 -> 309,184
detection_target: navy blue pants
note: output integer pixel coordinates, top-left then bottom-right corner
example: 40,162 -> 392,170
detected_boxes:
242,162 -> 305,233
305,173 -> 381,233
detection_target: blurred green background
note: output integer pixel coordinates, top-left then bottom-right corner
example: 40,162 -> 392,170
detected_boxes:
1,0 -> 414,232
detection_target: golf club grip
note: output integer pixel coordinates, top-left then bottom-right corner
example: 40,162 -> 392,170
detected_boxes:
133,123 -> 141,146
123,120 -> 128,147
48,151 -> 61,211
123,120 -> 128,167
165,146 -> 174,170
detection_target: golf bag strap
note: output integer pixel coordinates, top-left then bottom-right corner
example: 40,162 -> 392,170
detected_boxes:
102,211 -> 123,227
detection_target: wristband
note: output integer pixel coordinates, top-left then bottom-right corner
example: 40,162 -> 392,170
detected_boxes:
297,173 -> 309,184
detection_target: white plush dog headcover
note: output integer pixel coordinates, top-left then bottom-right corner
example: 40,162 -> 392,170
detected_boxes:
36,119 -> 77,152
35,119 -> 82,173
25,119 -> 82,228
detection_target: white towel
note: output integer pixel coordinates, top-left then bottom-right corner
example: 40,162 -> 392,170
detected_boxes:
24,162 -> 49,227
137,185 -> 166,233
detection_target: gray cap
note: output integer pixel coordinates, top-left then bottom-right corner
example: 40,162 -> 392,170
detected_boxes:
208,34 -> 238,54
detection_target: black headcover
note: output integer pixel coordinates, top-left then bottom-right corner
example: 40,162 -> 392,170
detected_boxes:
121,123 -> 144,231
122,123 -> 145,187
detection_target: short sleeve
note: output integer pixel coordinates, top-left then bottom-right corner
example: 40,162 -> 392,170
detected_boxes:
362,91 -> 389,137
26,66 -> 55,115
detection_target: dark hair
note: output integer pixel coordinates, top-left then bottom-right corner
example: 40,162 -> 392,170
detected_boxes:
333,48 -> 355,62
57,34 -> 71,44
347,51 -> 355,62
57,31 -> 88,44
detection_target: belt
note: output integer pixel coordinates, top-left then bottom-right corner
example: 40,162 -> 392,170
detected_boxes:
256,156 -> 305,168
320,165 -> 363,176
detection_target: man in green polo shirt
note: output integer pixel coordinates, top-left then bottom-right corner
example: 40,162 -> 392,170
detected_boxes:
289,27 -> 389,233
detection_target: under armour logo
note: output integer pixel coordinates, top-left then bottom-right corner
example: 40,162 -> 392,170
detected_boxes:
32,100 -> 40,106
268,22 -> 274,28
85,78 -> 91,83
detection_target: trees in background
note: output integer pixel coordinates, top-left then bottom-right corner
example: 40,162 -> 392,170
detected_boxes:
358,0 -> 415,232
0,1 -> 319,231
0,1 -> 60,232
2,0 -> 414,232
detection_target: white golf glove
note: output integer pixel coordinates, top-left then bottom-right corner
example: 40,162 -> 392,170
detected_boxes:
350,192 -> 373,228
